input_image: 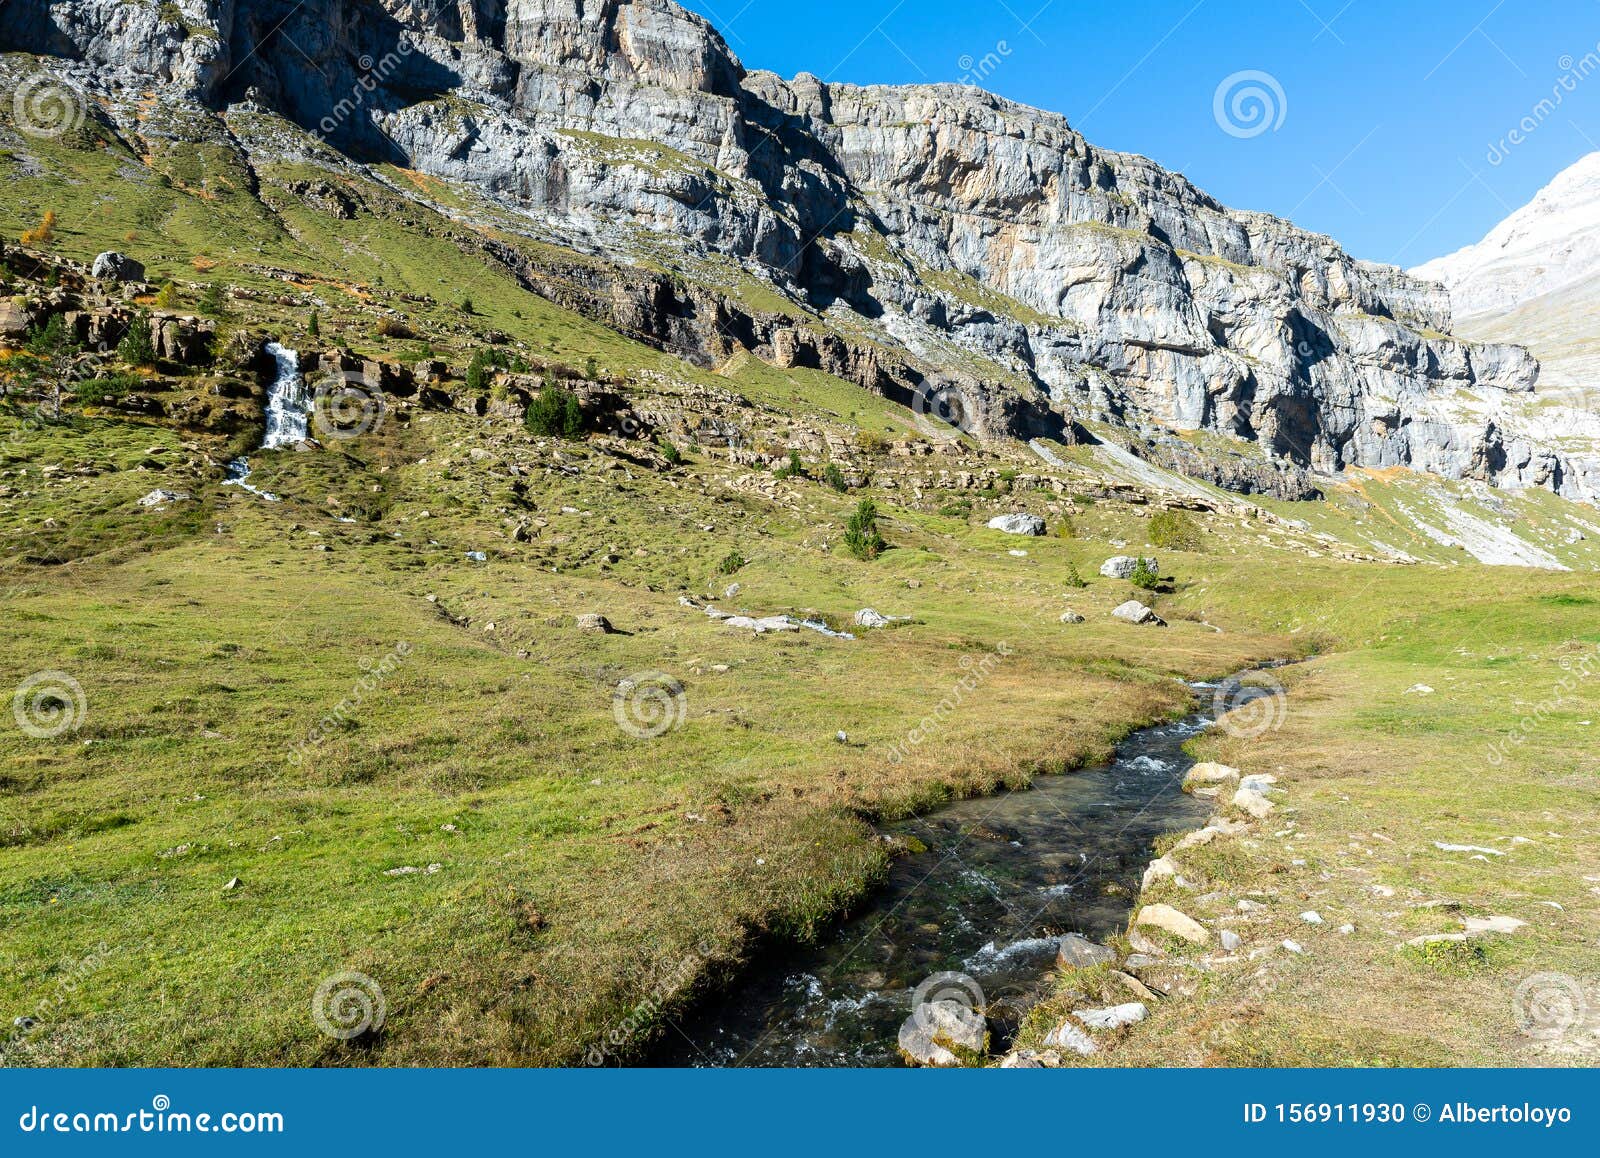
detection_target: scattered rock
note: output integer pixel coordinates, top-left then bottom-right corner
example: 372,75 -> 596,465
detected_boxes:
576,613 -> 614,634
1074,1002 -> 1147,1030
853,608 -> 891,628
1281,939 -> 1306,955
1058,611 -> 1086,624
1141,856 -> 1180,891
1232,783 -> 1277,818
1300,911 -> 1323,925
1056,933 -> 1118,970
1220,929 -> 1242,952
1406,932 -> 1469,948
1111,971 -> 1158,1002
1135,904 -> 1210,944
13,1016 -> 36,1030
998,1051 -> 1045,1068
1042,1020 -> 1098,1056
464,551 -> 488,562
1183,762 -> 1240,791
1433,842 -> 1503,856
1112,600 -> 1166,626
987,513 -> 1046,536
1461,915 -> 1527,935
1125,928 -> 1166,957
1337,924 -> 1355,935
137,489 -> 192,508
222,876 -> 241,891
1404,684 -> 1435,695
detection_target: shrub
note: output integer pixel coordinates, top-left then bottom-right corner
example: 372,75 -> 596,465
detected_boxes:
939,499 -> 973,519
74,373 -> 141,403
584,356 -> 598,381
1148,509 -> 1201,551
658,439 -> 683,466
843,498 -> 887,561
1064,562 -> 1088,589
373,317 -> 414,339
1055,516 -> 1076,539
822,462 -> 848,493
524,380 -> 583,439
465,349 -> 490,394
155,281 -> 180,309
26,313 -> 71,357
717,551 -> 746,576
20,210 -> 56,247
117,311 -> 156,367
459,295 -> 475,315
856,430 -> 889,456
1129,557 -> 1161,591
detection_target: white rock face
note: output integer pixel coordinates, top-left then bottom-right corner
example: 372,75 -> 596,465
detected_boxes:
1074,1002 -> 1147,1030
1413,153 -> 1600,319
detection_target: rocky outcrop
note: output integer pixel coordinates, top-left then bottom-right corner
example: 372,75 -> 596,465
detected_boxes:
5,0 -> 1583,499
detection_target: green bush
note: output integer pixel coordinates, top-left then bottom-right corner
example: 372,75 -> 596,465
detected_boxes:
74,373 -> 141,403
1064,562 -> 1088,589
1129,558 -> 1161,591
307,309 -> 320,339
198,282 -> 228,318
822,463 -> 848,493
524,380 -> 583,439
659,440 -> 683,466
1148,509 -> 1202,551
1055,516 -> 1076,539
843,499 -> 887,561
773,449 -> 805,480
717,551 -> 747,576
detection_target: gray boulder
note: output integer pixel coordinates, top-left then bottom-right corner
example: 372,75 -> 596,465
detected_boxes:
1100,555 -> 1158,579
987,513 -> 1047,536
1056,933 -> 1117,969
1112,600 -> 1165,626
92,252 -> 145,282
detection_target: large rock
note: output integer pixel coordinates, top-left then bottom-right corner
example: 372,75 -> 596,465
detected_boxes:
1135,904 -> 1211,945
1112,600 -> 1165,626
1183,762 -> 1240,793
897,1000 -> 987,1067
91,252 -> 144,282
1056,933 -> 1117,970
1074,1002 -> 1147,1030
1100,555 -> 1157,579
987,513 -> 1047,536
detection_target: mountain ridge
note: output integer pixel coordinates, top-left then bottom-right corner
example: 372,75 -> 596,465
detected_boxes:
6,0 -> 1595,501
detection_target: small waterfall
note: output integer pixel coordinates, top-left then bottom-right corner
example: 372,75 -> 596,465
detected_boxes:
224,341 -> 304,502
261,342 -> 308,449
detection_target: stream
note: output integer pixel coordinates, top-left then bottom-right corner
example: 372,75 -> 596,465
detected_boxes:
657,677 -> 1252,1067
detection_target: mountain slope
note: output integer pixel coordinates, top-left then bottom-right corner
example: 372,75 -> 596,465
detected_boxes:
1413,151 -> 1600,318
2,0 -> 1581,503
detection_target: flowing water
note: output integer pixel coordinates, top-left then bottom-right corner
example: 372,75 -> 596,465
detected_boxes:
225,342 -> 304,501
658,679 -> 1240,1067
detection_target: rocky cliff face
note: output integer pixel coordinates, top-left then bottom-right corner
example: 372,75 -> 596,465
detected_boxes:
6,0 -> 1583,500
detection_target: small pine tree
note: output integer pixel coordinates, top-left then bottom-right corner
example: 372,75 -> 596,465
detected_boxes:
584,356 -> 598,381
155,280 -> 180,309
1064,561 -> 1088,589
23,313 -> 80,419
307,309 -> 320,339
459,295 -> 475,315
774,449 -> 805,480
822,463 -> 848,493
465,349 -> 488,394
658,439 -> 683,466
117,310 -> 156,367
843,498 -> 887,561
524,380 -> 584,440
198,282 -> 228,318
1129,557 -> 1161,591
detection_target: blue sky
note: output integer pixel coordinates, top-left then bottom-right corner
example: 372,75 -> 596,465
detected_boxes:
679,0 -> 1600,266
